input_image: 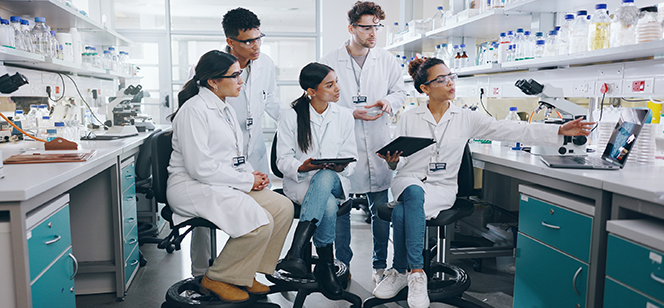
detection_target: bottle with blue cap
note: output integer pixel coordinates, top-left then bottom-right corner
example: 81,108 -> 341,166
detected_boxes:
388,22 -> 400,45
432,6 -> 451,29
31,17 -> 50,55
569,10 -> 589,54
589,3 -> 611,50
20,19 -> 35,53
504,107 -> 521,148
558,14 -> 576,55
544,30 -> 559,57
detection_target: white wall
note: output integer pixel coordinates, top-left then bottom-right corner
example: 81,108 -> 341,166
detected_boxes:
320,0 -> 401,58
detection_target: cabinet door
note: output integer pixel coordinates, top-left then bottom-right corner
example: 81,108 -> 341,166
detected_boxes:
513,233 -> 588,308
31,246 -> 76,308
604,277 -> 664,308
606,234 -> 664,303
28,204 -> 72,281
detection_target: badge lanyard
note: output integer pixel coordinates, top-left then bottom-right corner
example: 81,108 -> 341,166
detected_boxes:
427,120 -> 451,161
241,63 -> 253,154
222,106 -> 243,158
347,47 -> 369,97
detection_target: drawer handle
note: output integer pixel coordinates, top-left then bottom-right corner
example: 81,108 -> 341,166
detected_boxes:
126,196 -> 134,201
126,217 -> 136,224
125,175 -> 134,180
651,272 -> 664,285
130,259 -> 139,266
541,221 -> 560,230
45,235 -> 62,245
127,238 -> 137,245
572,267 -> 582,296
69,253 -> 78,280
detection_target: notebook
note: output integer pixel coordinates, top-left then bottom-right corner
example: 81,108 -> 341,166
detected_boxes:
540,108 -> 649,170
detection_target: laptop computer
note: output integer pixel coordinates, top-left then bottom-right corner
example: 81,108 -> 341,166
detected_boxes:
540,108 -> 649,170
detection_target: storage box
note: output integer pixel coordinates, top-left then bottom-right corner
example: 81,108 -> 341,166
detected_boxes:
456,9 -> 479,22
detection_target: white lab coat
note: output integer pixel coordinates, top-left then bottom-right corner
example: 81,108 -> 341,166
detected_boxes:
320,41 -> 406,193
391,102 -> 563,219
276,103 -> 358,204
225,48 -> 283,176
166,87 -> 270,238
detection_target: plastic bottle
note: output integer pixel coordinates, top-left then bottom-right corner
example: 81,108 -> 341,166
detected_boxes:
504,107 -> 520,147
558,14 -> 575,55
49,30 -> 59,57
610,0 -> 639,47
588,4 -> 611,51
512,28 -> 524,61
388,22 -> 400,45
544,30 -> 559,57
497,33 -> 509,63
25,104 -> 39,129
38,104 -> 49,119
20,19 -> 35,53
636,6 -> 662,44
569,10 -> 589,54
520,31 -> 532,60
54,121 -> 67,140
0,19 -> 14,48
12,110 -> 24,135
534,40 -> 546,58
38,116 -> 52,139
69,28 -> 82,65
432,6 -> 445,29
31,17 -> 50,55
45,128 -> 58,142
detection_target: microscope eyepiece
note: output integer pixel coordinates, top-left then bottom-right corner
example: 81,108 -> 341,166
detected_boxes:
515,78 -> 544,95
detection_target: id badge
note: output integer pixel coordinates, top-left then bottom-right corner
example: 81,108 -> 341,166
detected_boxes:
428,162 -> 447,172
232,156 -> 246,168
245,117 -> 254,130
352,95 -> 367,104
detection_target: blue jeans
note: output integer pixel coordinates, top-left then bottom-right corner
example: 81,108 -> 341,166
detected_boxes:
299,169 -> 343,248
392,185 -> 425,272
335,189 -> 390,269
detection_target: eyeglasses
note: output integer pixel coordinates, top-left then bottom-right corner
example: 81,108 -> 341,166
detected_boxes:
423,73 -> 458,87
230,33 -> 265,47
217,70 -> 243,81
352,24 -> 384,33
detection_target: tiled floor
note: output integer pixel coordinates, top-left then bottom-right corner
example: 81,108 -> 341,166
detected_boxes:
75,206 -> 514,308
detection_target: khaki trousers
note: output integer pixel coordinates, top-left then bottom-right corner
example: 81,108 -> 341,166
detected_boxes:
205,189 -> 293,287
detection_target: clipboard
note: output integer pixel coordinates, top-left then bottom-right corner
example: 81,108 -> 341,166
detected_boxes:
310,157 -> 357,165
3,150 -> 97,164
376,136 -> 435,157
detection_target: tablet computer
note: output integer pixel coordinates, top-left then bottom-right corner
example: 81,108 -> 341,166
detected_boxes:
310,157 -> 357,165
376,136 -> 435,157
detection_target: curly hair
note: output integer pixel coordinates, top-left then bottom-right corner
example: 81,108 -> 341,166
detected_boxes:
408,57 -> 447,94
347,1 -> 385,25
222,7 -> 261,38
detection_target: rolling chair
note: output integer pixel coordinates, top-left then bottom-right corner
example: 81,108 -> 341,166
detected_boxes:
150,129 -> 279,308
265,133 -> 362,308
363,142 -> 485,308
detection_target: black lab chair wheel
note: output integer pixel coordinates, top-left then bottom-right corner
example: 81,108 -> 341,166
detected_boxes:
163,276 -> 280,308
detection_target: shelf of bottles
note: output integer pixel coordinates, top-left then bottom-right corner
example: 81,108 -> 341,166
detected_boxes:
425,9 -> 532,39
0,47 -> 136,79
0,0 -> 132,46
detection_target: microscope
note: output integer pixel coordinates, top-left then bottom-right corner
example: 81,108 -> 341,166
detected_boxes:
104,85 -> 142,136
514,79 -> 589,156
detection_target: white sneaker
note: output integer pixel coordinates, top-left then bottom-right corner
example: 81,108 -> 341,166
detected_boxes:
407,271 -> 430,308
373,268 -> 408,299
372,268 -> 385,290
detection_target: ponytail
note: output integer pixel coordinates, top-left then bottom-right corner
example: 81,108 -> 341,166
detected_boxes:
169,79 -> 200,121
292,93 -> 312,153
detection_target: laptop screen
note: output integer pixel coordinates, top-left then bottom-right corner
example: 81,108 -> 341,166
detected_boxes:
601,108 -> 650,167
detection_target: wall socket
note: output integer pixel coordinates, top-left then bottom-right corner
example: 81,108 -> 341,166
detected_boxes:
624,78 -> 654,94
601,80 -> 622,95
573,82 -> 594,95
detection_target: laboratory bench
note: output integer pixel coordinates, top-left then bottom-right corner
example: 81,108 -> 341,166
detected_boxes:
0,130 -> 158,308
470,143 -> 664,308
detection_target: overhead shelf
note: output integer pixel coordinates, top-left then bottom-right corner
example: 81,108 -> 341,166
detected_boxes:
385,34 -> 439,53
505,0 -> 663,14
0,0 -> 132,46
0,46 -> 45,62
3,54 -> 135,80
457,63 -> 503,76
426,9 -> 531,39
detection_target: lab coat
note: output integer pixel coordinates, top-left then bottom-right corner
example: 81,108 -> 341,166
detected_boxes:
166,87 -> 270,238
276,103 -> 358,204
320,41 -> 406,193
225,48 -> 283,176
391,102 -> 563,219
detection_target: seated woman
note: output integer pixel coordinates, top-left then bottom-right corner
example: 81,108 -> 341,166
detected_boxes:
275,62 -> 358,299
373,57 -> 593,308
166,50 -> 293,303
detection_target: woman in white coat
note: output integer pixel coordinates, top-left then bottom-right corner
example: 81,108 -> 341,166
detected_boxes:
373,57 -> 594,308
166,50 -> 293,303
275,62 -> 358,299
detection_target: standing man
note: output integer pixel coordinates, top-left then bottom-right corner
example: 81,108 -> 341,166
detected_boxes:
320,1 -> 406,288
189,7 -> 284,277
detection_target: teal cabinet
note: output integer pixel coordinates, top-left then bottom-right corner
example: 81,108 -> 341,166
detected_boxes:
604,277 -> 663,308
514,233 -> 588,308
121,158 -> 139,289
28,204 -> 72,281
31,247 -> 76,308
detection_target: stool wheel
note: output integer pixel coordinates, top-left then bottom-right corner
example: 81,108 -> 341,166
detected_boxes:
267,258 -> 348,285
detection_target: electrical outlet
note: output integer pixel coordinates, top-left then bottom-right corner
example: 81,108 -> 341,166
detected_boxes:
624,78 -> 654,94
601,80 -> 622,95
491,86 -> 502,97
573,82 -> 590,95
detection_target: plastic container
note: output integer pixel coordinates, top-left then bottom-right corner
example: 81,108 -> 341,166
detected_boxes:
31,17 -> 50,56
69,28 -> 82,65
56,32 -> 73,62
513,28 -> 524,60
544,30 -> 558,57
534,40 -> 545,58
588,4 -> 611,51
610,0 -> 639,47
636,6 -> 662,44
20,19 -> 35,53
497,32 -> 509,63
504,107 -> 521,147
569,10 -> 589,54
45,128 -> 58,142
388,22 -> 399,45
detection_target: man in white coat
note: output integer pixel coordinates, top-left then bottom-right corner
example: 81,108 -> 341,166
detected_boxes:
189,7 -> 284,277
319,1 -> 406,287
